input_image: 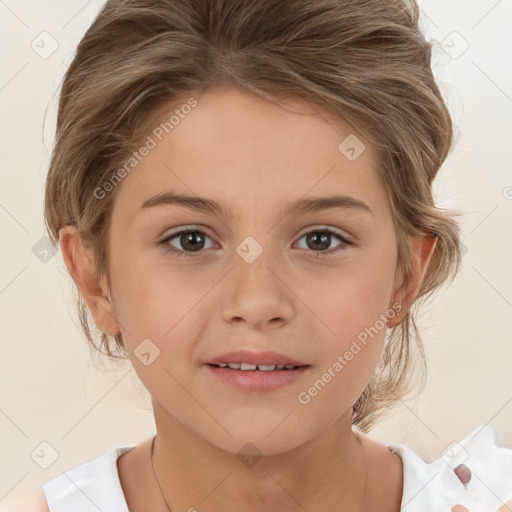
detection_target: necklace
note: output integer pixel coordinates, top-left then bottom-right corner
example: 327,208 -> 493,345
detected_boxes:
355,431 -> 370,512
150,433 -> 369,512
151,435 -> 173,512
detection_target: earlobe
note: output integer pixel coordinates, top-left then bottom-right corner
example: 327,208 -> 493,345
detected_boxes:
58,226 -> 120,335
387,234 -> 437,328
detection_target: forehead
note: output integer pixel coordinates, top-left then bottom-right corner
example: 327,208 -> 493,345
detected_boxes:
111,84 -> 389,221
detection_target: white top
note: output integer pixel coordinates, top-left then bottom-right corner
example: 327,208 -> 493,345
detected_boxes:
42,424 -> 512,511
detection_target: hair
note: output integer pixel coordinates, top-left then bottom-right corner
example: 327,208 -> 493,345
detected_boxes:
43,0 -> 463,432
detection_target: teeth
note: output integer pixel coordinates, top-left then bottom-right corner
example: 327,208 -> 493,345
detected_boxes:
217,362 -> 298,371
257,364 -> 277,371
240,363 -> 258,370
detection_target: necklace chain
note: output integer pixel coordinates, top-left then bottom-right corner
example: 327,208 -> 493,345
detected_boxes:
150,433 -> 368,512
151,435 -> 173,512
355,431 -> 370,512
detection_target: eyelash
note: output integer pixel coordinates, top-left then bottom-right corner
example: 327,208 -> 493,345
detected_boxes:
159,226 -> 353,259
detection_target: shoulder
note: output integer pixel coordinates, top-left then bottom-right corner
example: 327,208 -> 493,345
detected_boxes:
389,424 -> 512,511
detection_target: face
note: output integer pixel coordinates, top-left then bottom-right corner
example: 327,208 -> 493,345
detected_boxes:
102,85 -> 401,454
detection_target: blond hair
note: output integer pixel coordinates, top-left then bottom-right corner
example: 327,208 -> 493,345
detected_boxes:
44,0 -> 462,432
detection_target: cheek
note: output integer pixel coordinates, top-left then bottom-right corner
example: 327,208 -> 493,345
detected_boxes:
304,249 -> 397,391
308,259 -> 396,343
110,261 -> 219,397
110,244 -> 213,336
298,277 -> 392,419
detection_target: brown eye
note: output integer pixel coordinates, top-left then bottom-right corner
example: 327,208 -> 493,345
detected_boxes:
305,231 -> 332,251
160,228 -> 215,258
295,228 -> 352,256
177,231 -> 206,252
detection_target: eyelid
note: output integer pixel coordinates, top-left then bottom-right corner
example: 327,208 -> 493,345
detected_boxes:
295,224 -> 353,242
160,224 -> 213,239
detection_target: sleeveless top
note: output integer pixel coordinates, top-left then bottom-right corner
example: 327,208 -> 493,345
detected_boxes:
42,424 -> 512,511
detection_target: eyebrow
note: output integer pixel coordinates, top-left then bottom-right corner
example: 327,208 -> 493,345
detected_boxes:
139,191 -> 373,218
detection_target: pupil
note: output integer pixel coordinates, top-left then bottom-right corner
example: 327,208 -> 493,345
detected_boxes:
307,232 -> 330,251
182,231 -> 204,252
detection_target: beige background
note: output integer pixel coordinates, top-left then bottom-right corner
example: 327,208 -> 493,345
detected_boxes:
0,0 -> 511,509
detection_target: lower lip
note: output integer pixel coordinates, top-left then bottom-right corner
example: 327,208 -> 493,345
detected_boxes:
205,364 -> 311,393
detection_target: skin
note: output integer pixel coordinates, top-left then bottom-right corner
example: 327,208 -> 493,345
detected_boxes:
452,504 -> 512,512
57,84 -> 440,511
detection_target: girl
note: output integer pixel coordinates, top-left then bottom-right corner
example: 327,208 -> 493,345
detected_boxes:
38,0 -> 512,510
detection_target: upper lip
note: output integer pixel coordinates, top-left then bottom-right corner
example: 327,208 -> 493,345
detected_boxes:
205,350 -> 309,366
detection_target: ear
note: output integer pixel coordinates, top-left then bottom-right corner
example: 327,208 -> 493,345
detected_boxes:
387,234 -> 437,328
58,225 -> 120,335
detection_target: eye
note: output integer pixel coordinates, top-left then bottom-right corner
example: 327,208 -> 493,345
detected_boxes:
295,227 -> 352,257
159,227 -> 215,258
159,226 -> 353,259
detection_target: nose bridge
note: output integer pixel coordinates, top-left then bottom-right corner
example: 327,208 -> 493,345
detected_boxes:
233,234 -> 281,292
221,234 -> 294,328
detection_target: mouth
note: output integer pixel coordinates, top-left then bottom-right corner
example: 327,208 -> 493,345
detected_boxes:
206,362 -> 309,371
203,350 -> 311,392
204,349 -> 309,368
204,361 -> 311,393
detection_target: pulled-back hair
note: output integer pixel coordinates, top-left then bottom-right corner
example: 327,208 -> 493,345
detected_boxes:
44,0 -> 463,432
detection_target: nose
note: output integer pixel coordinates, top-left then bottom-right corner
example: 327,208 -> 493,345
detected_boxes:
221,244 -> 294,330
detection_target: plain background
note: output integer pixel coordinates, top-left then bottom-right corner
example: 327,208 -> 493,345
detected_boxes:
0,0 -> 511,509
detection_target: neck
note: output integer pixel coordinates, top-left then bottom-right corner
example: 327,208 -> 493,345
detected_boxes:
151,404 -> 369,512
